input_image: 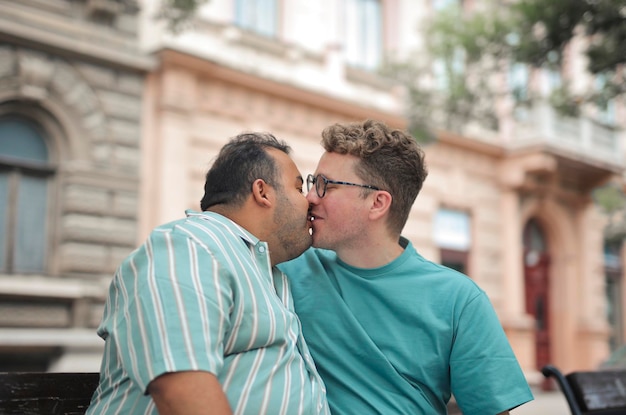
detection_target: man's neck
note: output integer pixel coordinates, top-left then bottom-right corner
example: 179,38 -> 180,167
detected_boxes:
337,237 -> 404,269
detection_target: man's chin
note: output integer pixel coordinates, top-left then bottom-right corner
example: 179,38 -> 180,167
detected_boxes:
292,236 -> 313,258
311,235 -> 325,249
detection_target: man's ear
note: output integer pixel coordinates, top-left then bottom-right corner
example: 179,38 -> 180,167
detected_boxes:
369,190 -> 392,220
251,179 -> 273,208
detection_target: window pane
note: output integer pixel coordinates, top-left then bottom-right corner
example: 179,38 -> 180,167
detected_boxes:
346,0 -> 360,64
362,0 -> 382,69
346,0 -> 382,70
434,208 -> 471,250
14,175 -> 48,273
433,0 -> 461,11
595,75 -> 616,124
0,171 -> 7,272
546,69 -> 562,93
235,0 -> 277,37
0,117 -> 49,162
509,63 -> 529,102
440,248 -> 469,274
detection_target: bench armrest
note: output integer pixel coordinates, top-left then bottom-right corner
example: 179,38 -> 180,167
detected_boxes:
541,364 -> 583,415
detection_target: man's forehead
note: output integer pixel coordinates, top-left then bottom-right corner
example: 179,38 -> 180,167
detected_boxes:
317,152 -> 357,176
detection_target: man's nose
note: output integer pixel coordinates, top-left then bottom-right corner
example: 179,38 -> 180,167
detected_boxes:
306,189 -> 319,203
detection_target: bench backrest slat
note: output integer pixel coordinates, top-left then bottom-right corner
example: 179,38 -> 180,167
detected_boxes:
567,370 -> 626,411
0,372 -> 99,415
543,364 -> 626,415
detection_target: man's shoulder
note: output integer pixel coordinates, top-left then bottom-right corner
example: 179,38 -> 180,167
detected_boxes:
145,213 -> 244,253
402,248 -> 484,294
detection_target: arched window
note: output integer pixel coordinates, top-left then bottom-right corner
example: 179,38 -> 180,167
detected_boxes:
0,115 -> 55,274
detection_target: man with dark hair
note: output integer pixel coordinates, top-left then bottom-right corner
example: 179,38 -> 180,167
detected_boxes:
88,132 -> 329,415
279,120 -> 533,415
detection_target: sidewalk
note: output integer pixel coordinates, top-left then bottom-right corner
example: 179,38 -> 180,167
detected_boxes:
511,388 -> 569,414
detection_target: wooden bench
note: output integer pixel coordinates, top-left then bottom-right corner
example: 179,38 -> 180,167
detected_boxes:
542,364 -> 626,415
0,372 -> 99,415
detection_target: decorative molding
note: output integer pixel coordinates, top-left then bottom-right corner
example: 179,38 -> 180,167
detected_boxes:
0,1 -> 153,71
86,0 -> 124,17
7,47 -> 108,148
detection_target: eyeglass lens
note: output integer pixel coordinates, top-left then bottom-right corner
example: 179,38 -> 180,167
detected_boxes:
315,175 -> 325,198
306,174 -> 325,198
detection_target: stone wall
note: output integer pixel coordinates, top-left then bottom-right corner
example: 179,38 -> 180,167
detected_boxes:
0,0 -> 151,371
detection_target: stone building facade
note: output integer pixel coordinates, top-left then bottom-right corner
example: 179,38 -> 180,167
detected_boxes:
0,0 -> 151,370
0,0 -> 624,383
138,0 -> 625,385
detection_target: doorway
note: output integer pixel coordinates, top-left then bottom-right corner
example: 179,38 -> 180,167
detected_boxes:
523,218 -> 552,389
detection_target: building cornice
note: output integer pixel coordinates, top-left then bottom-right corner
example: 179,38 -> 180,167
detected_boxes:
436,129 -> 505,158
0,2 -> 154,71
156,48 -> 407,128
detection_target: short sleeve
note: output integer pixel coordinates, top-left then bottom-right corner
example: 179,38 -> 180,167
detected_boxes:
111,229 -> 233,393
450,292 -> 533,415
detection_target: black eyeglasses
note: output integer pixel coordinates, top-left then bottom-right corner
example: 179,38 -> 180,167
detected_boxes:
306,174 -> 381,198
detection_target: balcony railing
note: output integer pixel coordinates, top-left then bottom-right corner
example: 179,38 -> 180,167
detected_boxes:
513,102 -> 623,168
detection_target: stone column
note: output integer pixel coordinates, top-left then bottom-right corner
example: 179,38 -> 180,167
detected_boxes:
500,187 -> 536,377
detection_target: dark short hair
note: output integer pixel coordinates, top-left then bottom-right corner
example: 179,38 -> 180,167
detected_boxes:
321,119 -> 428,235
200,132 -> 291,210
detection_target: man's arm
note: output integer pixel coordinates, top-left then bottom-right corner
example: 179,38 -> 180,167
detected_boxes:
148,371 -> 232,415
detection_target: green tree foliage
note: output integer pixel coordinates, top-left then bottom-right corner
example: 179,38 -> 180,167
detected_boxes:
593,183 -> 626,239
383,3 -> 512,141
509,0 -> 626,98
384,0 -> 625,141
594,184 -> 626,215
469,0 -> 626,230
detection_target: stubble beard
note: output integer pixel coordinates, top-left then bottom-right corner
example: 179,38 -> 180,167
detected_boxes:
274,197 -> 312,261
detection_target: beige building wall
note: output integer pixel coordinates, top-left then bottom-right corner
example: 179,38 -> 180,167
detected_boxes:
139,50 -> 407,237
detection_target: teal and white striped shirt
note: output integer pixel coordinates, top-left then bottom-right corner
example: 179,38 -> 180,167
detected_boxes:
87,210 -> 329,415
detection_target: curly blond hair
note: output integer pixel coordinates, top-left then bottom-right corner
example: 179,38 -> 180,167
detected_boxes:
321,119 -> 428,235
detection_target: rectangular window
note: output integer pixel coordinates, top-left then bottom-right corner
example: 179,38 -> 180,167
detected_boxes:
235,0 -> 278,37
433,48 -> 465,91
0,171 -> 7,272
605,243 -> 623,351
440,248 -> 469,274
546,68 -> 562,93
434,208 -> 471,275
434,208 -> 471,250
595,75 -> 616,125
345,0 -> 382,70
509,63 -> 529,103
432,0 -> 461,11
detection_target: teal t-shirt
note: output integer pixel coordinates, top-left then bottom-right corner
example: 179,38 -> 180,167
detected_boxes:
278,237 -> 533,415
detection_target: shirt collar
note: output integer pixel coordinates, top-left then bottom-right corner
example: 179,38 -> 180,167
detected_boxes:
185,209 -> 261,248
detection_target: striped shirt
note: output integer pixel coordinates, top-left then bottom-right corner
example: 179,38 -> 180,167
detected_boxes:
86,210 -> 329,415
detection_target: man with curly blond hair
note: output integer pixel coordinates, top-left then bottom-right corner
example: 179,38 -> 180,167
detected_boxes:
279,120 -> 533,415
